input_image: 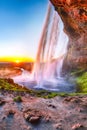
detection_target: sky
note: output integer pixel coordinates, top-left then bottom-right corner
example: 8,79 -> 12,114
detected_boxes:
0,0 -> 48,62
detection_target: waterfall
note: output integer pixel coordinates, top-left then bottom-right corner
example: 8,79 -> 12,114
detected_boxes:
32,3 -> 69,85
12,2 -> 75,92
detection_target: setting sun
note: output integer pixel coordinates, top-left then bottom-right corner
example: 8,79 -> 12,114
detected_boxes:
15,60 -> 20,63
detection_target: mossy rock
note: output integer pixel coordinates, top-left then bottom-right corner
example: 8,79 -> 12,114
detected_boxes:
70,68 -> 85,76
0,78 -> 29,92
76,72 -> 87,93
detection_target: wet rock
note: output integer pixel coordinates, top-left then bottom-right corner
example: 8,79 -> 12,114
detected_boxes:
27,126 -> 32,130
29,116 -> 40,123
24,125 -> 32,130
63,97 -> 82,104
59,119 -> 64,122
24,114 -> 41,124
54,123 -> 63,130
23,109 -> 42,124
45,116 -> 50,122
24,113 -> 30,120
9,110 -> 15,114
72,123 -> 84,130
48,104 -> 56,109
0,97 -> 5,105
2,115 -> 7,120
7,110 -> 15,117
63,97 -> 73,102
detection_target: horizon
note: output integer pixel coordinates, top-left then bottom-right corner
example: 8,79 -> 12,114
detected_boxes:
0,56 -> 34,63
0,0 -> 48,62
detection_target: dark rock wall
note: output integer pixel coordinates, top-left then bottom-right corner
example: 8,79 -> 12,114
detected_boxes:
50,0 -> 87,70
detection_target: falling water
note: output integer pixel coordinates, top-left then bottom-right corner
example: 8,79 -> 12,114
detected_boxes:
32,3 -> 68,84
13,3 -> 76,92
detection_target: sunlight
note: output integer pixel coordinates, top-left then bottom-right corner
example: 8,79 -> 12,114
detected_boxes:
15,60 -> 20,64
0,56 -> 34,62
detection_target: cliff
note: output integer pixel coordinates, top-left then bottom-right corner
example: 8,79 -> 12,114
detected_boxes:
50,0 -> 87,70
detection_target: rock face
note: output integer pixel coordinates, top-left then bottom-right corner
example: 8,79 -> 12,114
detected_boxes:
50,0 -> 87,70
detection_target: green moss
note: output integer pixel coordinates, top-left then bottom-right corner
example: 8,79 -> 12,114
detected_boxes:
13,96 -> 22,102
32,91 -> 71,98
76,72 -> 87,93
45,93 -> 57,98
27,90 -> 59,98
0,78 -> 29,92
70,68 -> 85,76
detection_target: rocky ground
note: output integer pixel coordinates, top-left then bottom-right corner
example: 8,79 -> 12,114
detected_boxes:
0,90 -> 87,130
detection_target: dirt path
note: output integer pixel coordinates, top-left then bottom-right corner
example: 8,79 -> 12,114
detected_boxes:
0,92 -> 87,130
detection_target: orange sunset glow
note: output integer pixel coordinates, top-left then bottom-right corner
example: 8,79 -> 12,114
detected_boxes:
0,56 -> 34,63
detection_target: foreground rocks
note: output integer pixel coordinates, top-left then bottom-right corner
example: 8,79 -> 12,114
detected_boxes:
24,109 -> 42,124
0,91 -> 87,130
0,96 -> 6,106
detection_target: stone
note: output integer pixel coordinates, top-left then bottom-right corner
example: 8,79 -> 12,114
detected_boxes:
0,97 -> 5,105
7,110 -> 15,117
29,116 -> 40,124
24,113 -> 41,124
48,104 -> 56,109
2,116 -> 6,120
23,109 -> 42,124
24,113 -> 29,120
27,126 -> 32,130
63,97 -> 82,104
54,123 -> 63,130
45,117 -> 50,122
72,123 -> 84,130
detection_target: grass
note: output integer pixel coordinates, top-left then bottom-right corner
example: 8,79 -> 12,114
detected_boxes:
13,96 -> 22,102
76,72 -> 87,93
70,69 -> 87,94
0,78 -> 29,92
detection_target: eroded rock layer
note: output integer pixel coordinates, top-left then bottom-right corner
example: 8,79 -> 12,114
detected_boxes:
50,0 -> 87,70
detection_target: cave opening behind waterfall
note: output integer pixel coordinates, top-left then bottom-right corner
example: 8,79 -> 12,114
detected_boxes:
13,2 -> 76,93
